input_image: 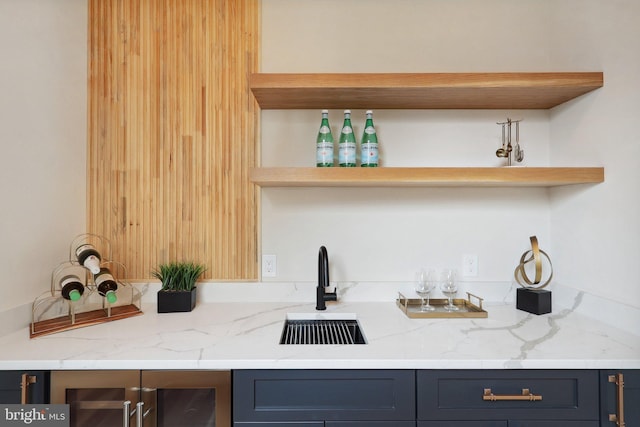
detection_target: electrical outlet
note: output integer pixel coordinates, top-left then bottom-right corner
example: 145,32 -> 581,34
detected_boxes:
463,254 -> 478,277
262,254 -> 277,278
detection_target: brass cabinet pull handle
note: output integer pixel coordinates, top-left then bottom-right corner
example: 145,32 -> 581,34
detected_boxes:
483,388 -> 542,401
608,373 -> 626,427
20,374 -> 37,405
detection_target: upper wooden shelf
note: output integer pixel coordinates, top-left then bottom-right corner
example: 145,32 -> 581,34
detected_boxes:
250,72 -> 603,110
250,167 -> 604,188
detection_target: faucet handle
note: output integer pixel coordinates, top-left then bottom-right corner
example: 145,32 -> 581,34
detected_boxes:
325,282 -> 337,302
316,282 -> 337,310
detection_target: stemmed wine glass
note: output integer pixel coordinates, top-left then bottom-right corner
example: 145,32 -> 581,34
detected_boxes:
440,268 -> 459,312
415,269 -> 436,312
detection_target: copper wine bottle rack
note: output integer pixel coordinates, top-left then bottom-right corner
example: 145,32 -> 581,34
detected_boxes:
30,234 -> 142,338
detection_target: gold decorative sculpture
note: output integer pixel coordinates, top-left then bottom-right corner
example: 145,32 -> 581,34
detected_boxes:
514,236 -> 553,314
514,235 -> 553,289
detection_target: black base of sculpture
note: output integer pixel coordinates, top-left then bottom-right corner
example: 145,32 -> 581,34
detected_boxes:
516,288 -> 551,315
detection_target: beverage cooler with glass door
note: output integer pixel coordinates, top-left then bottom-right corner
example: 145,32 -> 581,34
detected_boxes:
50,370 -> 230,427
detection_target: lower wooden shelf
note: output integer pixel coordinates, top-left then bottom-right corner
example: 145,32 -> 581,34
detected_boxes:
250,167 -> 604,187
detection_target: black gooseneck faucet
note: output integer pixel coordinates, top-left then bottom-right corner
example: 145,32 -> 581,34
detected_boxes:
316,245 -> 337,310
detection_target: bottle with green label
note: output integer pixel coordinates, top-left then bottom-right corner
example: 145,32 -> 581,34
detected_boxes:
316,109 -> 334,167
360,110 -> 379,167
338,110 -> 357,167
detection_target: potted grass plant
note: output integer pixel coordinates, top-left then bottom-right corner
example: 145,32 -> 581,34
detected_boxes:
152,261 -> 206,313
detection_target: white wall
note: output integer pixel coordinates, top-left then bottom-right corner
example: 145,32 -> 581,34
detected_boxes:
0,0 -> 87,311
261,0 -> 640,308
549,0 -> 640,306
1,0 -> 636,314
261,0 -> 554,284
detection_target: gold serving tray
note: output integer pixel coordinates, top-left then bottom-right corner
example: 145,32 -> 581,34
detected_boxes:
396,292 -> 488,318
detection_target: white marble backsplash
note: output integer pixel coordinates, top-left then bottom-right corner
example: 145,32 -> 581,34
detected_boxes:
139,280 -> 639,337
137,280 -> 519,304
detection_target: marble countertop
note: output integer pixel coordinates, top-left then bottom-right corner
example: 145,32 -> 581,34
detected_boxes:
1,282 -> 639,370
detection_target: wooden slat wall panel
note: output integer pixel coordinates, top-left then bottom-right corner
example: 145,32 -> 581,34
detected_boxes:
87,0 -> 259,280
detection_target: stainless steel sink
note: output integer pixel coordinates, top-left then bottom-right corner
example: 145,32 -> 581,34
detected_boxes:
279,313 -> 366,345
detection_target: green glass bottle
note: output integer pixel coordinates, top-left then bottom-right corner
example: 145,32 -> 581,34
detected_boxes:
360,110 -> 379,167
338,110 -> 357,167
316,109 -> 334,167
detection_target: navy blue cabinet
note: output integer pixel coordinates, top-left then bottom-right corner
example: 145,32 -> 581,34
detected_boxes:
234,424 -> 322,427
0,371 -> 49,404
233,370 -> 415,426
326,423 -> 414,427
509,420 -> 598,427
233,369 -> 611,426
233,424 -> 414,427
507,423 -> 597,427
600,370 -> 639,427
417,370 -> 600,427
417,422 -> 506,427
417,422 -> 595,427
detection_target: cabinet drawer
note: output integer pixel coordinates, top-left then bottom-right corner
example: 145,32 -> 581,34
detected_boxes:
327,422 -> 415,427
418,422 -> 506,427
233,370 -> 415,422
417,370 -> 599,421
509,422 -> 599,427
234,423 -> 322,426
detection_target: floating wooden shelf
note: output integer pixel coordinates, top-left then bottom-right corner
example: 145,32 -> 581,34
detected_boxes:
250,72 -> 605,188
250,72 -> 603,110
250,167 -> 604,188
